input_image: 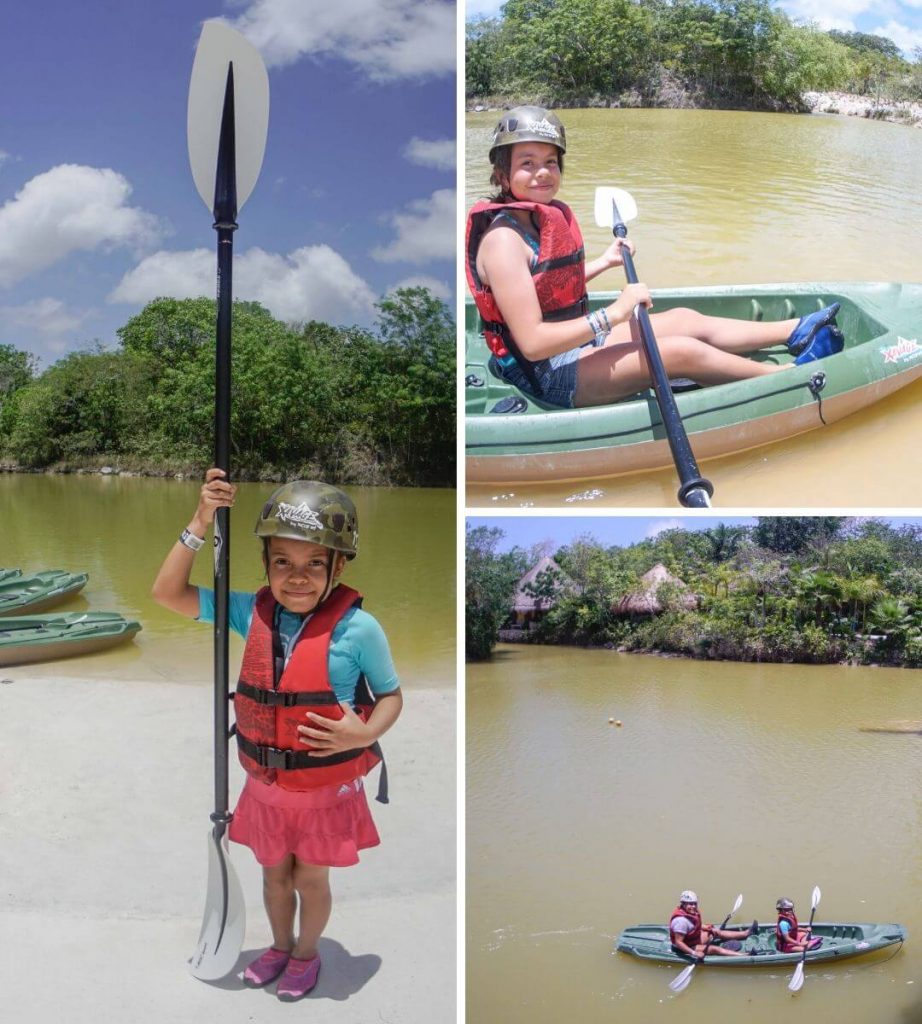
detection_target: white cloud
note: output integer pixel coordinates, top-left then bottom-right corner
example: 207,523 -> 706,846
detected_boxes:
231,0 -> 455,79
645,518 -> 683,538
0,164 -> 161,288
0,150 -> 11,169
0,297 -> 89,336
109,244 -> 377,325
404,137 -> 455,171
778,0 -> 867,26
389,275 -> 452,300
874,20 -> 922,54
371,188 -> 455,264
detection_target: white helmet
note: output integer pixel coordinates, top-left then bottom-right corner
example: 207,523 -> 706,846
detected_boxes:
680,890 -> 698,904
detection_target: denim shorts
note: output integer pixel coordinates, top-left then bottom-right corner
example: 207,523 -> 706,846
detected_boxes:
491,345 -> 583,409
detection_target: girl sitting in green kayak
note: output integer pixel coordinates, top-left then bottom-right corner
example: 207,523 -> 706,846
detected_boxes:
465,105 -> 843,409
153,470 -> 402,1001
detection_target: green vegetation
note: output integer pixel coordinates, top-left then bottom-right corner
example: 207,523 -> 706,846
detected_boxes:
466,518 -> 922,667
467,0 -> 922,111
0,288 -> 455,487
466,525 -> 530,660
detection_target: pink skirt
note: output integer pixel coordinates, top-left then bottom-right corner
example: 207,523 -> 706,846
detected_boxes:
228,775 -> 380,867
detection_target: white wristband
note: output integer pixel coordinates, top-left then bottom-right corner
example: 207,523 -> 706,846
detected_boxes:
180,528 -> 205,552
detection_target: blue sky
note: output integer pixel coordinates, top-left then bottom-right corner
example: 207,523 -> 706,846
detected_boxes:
465,0 -> 922,57
0,0 -> 455,364
468,516 -> 922,552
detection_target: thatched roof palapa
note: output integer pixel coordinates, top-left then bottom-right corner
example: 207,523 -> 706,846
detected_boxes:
613,563 -> 698,616
512,555 -> 571,613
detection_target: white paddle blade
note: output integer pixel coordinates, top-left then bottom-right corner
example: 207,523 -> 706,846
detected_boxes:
812,885 -> 822,909
732,894 -> 744,915
788,960 -> 805,993
189,829 -> 247,980
669,963 -> 695,993
188,20 -> 269,213
594,186 -> 638,229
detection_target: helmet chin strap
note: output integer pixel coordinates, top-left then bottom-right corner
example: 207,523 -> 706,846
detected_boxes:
317,549 -> 337,606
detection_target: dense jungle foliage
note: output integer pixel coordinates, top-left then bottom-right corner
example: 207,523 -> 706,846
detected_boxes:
0,287 -> 454,487
466,517 -> 922,667
467,0 -> 922,111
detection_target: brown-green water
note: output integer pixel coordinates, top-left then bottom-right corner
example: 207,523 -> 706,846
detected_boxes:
465,108 -> 922,507
0,474 -> 455,686
467,644 -> 922,1022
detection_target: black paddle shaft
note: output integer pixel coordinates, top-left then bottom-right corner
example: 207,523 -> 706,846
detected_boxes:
609,209 -> 713,508
211,64 -> 238,836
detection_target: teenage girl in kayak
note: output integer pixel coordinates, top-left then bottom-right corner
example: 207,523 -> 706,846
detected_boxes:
466,106 -> 843,408
153,469 -> 402,1001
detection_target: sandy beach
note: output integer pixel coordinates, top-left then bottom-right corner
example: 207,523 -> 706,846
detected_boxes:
0,670 -> 456,1023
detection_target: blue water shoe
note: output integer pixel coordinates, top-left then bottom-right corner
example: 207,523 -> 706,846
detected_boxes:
794,324 -> 844,365
786,302 -> 840,355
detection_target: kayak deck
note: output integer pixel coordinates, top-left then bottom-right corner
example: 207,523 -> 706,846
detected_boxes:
0,570 -> 89,616
616,922 -> 906,967
0,612 -> 142,666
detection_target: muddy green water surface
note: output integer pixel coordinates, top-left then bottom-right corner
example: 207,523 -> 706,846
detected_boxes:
0,474 -> 455,687
465,108 -> 922,507
467,644 -> 922,1022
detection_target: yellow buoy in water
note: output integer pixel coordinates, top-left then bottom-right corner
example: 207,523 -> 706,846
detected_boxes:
616,720 -> 622,727
608,717 -> 615,724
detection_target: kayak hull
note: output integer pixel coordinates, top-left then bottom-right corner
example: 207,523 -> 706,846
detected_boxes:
0,570 -> 89,616
465,282 -> 922,484
616,922 -> 906,968
0,612 -> 142,666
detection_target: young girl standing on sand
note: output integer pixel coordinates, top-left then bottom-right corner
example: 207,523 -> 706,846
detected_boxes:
465,105 -> 843,408
153,469 -> 402,1001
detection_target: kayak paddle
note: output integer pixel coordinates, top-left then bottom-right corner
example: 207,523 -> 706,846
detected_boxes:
788,885 -> 822,993
186,19 -> 269,982
669,892 -> 743,994
593,186 -> 714,509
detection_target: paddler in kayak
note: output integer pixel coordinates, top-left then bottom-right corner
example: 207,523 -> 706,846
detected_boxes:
776,897 -> 823,952
669,890 -> 756,959
153,470 -> 402,1000
465,105 -> 843,408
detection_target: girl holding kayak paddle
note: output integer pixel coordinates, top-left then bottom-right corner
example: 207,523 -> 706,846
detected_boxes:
465,105 -> 843,408
153,469 -> 402,1001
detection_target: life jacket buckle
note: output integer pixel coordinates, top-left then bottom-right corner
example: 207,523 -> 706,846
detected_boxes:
258,744 -> 294,770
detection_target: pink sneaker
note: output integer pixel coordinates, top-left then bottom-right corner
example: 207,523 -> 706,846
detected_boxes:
276,955 -> 321,1001
243,947 -> 291,988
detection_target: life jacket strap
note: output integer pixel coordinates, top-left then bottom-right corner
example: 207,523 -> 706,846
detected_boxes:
236,680 -> 341,707
237,730 -> 364,770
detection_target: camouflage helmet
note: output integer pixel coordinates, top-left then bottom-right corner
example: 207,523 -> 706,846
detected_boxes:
255,481 -> 358,559
489,106 -> 566,164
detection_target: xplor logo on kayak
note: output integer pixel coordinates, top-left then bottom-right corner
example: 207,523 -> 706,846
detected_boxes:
880,336 -> 922,363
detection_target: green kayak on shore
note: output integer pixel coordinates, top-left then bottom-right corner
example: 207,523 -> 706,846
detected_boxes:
0,570 -> 89,616
0,612 -> 142,666
0,569 -> 23,584
616,921 -> 906,968
466,282 -> 922,484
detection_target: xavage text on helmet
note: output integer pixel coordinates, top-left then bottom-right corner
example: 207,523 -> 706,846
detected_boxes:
256,481 -> 358,559
489,106 -> 566,163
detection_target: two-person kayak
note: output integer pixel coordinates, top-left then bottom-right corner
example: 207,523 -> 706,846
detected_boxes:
0,570 -> 88,616
617,921 -> 906,968
466,282 -> 922,484
0,612 -> 142,666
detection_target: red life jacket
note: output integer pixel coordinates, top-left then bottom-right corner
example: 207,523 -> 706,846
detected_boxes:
233,583 -> 385,797
464,199 -> 588,395
669,905 -> 703,948
776,909 -> 800,952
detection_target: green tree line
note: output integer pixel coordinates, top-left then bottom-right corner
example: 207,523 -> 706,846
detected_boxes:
466,517 -> 922,667
0,287 -> 455,487
467,0 -> 922,110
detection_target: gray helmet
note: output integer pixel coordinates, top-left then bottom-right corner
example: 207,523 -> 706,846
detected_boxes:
776,898 -> 795,911
255,481 -> 358,559
489,105 -> 566,164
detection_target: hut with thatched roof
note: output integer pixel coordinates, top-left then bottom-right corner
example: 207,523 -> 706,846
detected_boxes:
612,563 -> 698,617
510,555 -> 572,627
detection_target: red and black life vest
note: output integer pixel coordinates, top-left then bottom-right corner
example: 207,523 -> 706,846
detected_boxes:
776,909 -> 800,952
233,584 -> 386,801
465,199 -> 588,395
669,905 -> 703,948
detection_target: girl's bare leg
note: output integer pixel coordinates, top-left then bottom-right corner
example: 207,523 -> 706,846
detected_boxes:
604,307 -> 798,355
263,856 -> 297,951
576,333 -> 790,407
291,860 -> 332,960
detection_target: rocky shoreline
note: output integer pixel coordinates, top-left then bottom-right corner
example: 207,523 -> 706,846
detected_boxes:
803,90 -> 922,128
